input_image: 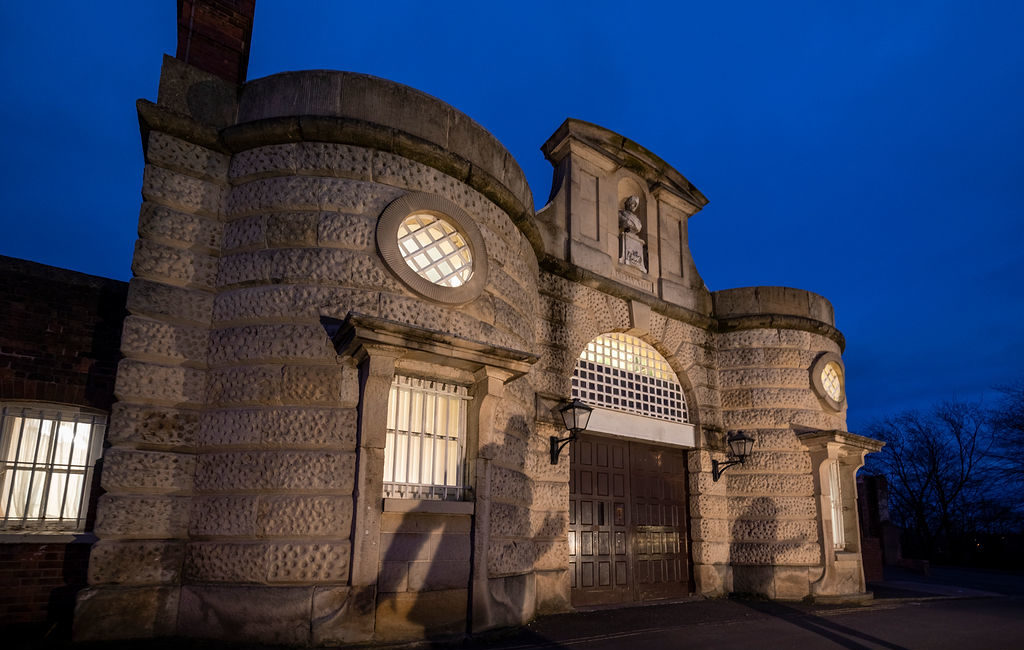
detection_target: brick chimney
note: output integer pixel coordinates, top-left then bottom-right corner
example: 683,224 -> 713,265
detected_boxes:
176,0 -> 256,85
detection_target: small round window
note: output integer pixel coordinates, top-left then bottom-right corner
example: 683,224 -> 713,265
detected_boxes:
810,352 -> 845,411
397,213 -> 473,287
377,192 -> 488,304
821,362 -> 843,402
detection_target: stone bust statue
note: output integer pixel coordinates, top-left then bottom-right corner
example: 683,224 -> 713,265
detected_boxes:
619,195 -> 642,234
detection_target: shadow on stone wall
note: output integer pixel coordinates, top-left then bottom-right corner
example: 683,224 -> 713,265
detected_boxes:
372,415 -> 566,643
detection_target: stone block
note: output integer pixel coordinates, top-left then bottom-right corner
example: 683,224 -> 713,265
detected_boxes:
690,517 -> 730,542
177,585 -> 312,645
190,496 -> 258,536
228,176 -> 401,217
311,585 -> 376,646
774,566 -> 811,600
94,495 -> 189,539
378,562 -> 409,592
281,364 -> 349,405
379,512 -> 473,534
489,466 -> 531,505
115,359 -> 206,406
87,540 -> 185,586
487,539 -> 535,576
318,211 -> 375,250
476,573 -> 534,630
142,164 -> 228,217
74,586 -> 180,640
229,143 -> 299,179
132,239 -> 217,290
194,451 -> 355,492
185,542 -> 264,583
223,214 -> 267,251
267,542 -> 351,583
726,472 -> 814,496
693,563 -> 729,597
257,495 -> 353,537
121,315 -> 209,363
531,481 -> 568,512
380,533 -> 432,562
730,518 -> 817,544
199,407 -> 358,448
763,347 -> 817,368
101,448 -> 195,492
732,565 -> 774,596
127,278 -> 214,326
534,569 -> 571,615
205,365 -> 281,405
375,589 -> 468,642
727,495 -> 818,519
108,403 -> 199,448
728,541 -> 820,565
139,202 -> 224,252
267,211 -> 318,246
407,559 -> 471,591
296,142 -> 374,179
147,131 -> 229,181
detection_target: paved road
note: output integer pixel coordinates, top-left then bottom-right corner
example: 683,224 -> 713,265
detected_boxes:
463,596 -> 1024,650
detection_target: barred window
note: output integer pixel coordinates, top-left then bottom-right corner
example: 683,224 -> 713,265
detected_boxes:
384,376 -> 470,500
1,405 -> 105,532
570,333 -> 688,423
828,460 -> 845,550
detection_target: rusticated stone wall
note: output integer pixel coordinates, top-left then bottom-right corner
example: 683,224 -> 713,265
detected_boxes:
77,130 -> 229,639
711,286 -> 846,599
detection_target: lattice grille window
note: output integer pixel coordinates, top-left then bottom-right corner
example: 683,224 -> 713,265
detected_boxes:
571,333 -> 688,423
821,362 -> 843,402
0,405 -> 105,531
829,460 -> 846,550
397,213 -> 473,288
384,376 -> 470,500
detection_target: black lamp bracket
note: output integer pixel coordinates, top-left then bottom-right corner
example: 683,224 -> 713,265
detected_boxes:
550,432 -> 577,465
711,458 -> 745,482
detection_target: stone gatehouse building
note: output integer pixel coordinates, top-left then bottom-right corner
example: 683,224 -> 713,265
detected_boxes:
0,2 -> 886,644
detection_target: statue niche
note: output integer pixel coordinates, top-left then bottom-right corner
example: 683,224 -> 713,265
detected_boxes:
618,194 -> 647,272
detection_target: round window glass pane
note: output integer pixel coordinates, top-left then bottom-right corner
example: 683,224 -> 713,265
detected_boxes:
397,213 -> 474,288
821,362 -> 843,402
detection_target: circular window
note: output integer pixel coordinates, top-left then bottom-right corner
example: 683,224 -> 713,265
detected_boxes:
377,192 -> 488,304
397,213 -> 473,287
810,352 -> 845,411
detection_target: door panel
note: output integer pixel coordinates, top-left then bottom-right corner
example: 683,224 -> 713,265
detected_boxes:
569,433 -> 690,606
569,435 -> 632,605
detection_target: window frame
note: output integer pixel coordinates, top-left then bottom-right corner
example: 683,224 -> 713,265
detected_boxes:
377,192 -> 489,304
383,374 -> 471,501
810,352 -> 846,411
0,403 -> 105,533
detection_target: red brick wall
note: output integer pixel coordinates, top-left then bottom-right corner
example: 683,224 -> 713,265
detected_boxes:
177,0 -> 256,84
0,255 -> 127,411
0,256 -> 127,631
0,543 -> 91,628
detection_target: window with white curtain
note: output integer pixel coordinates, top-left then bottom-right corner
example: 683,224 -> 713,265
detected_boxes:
0,404 -> 105,531
828,460 -> 846,550
384,376 -> 469,500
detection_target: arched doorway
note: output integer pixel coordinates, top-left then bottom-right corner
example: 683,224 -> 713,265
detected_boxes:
568,333 -> 695,606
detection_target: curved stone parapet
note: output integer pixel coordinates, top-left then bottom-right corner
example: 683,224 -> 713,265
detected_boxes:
229,70 -> 537,249
712,286 -> 835,325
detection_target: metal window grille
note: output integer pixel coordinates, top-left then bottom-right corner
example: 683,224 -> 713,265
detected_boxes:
384,376 -> 470,500
570,333 -> 689,423
829,460 -> 846,550
821,362 -> 842,402
0,405 -> 105,531
397,213 -> 474,288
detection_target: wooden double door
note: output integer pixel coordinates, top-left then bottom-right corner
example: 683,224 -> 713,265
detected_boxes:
568,433 -> 691,606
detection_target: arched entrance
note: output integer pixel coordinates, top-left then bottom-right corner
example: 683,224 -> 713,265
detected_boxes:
568,333 -> 695,606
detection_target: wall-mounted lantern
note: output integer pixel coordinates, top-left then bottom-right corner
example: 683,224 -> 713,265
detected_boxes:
550,399 -> 593,465
711,430 -> 755,481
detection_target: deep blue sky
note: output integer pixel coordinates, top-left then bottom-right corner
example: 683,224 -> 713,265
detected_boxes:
2,1 -> 1022,431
